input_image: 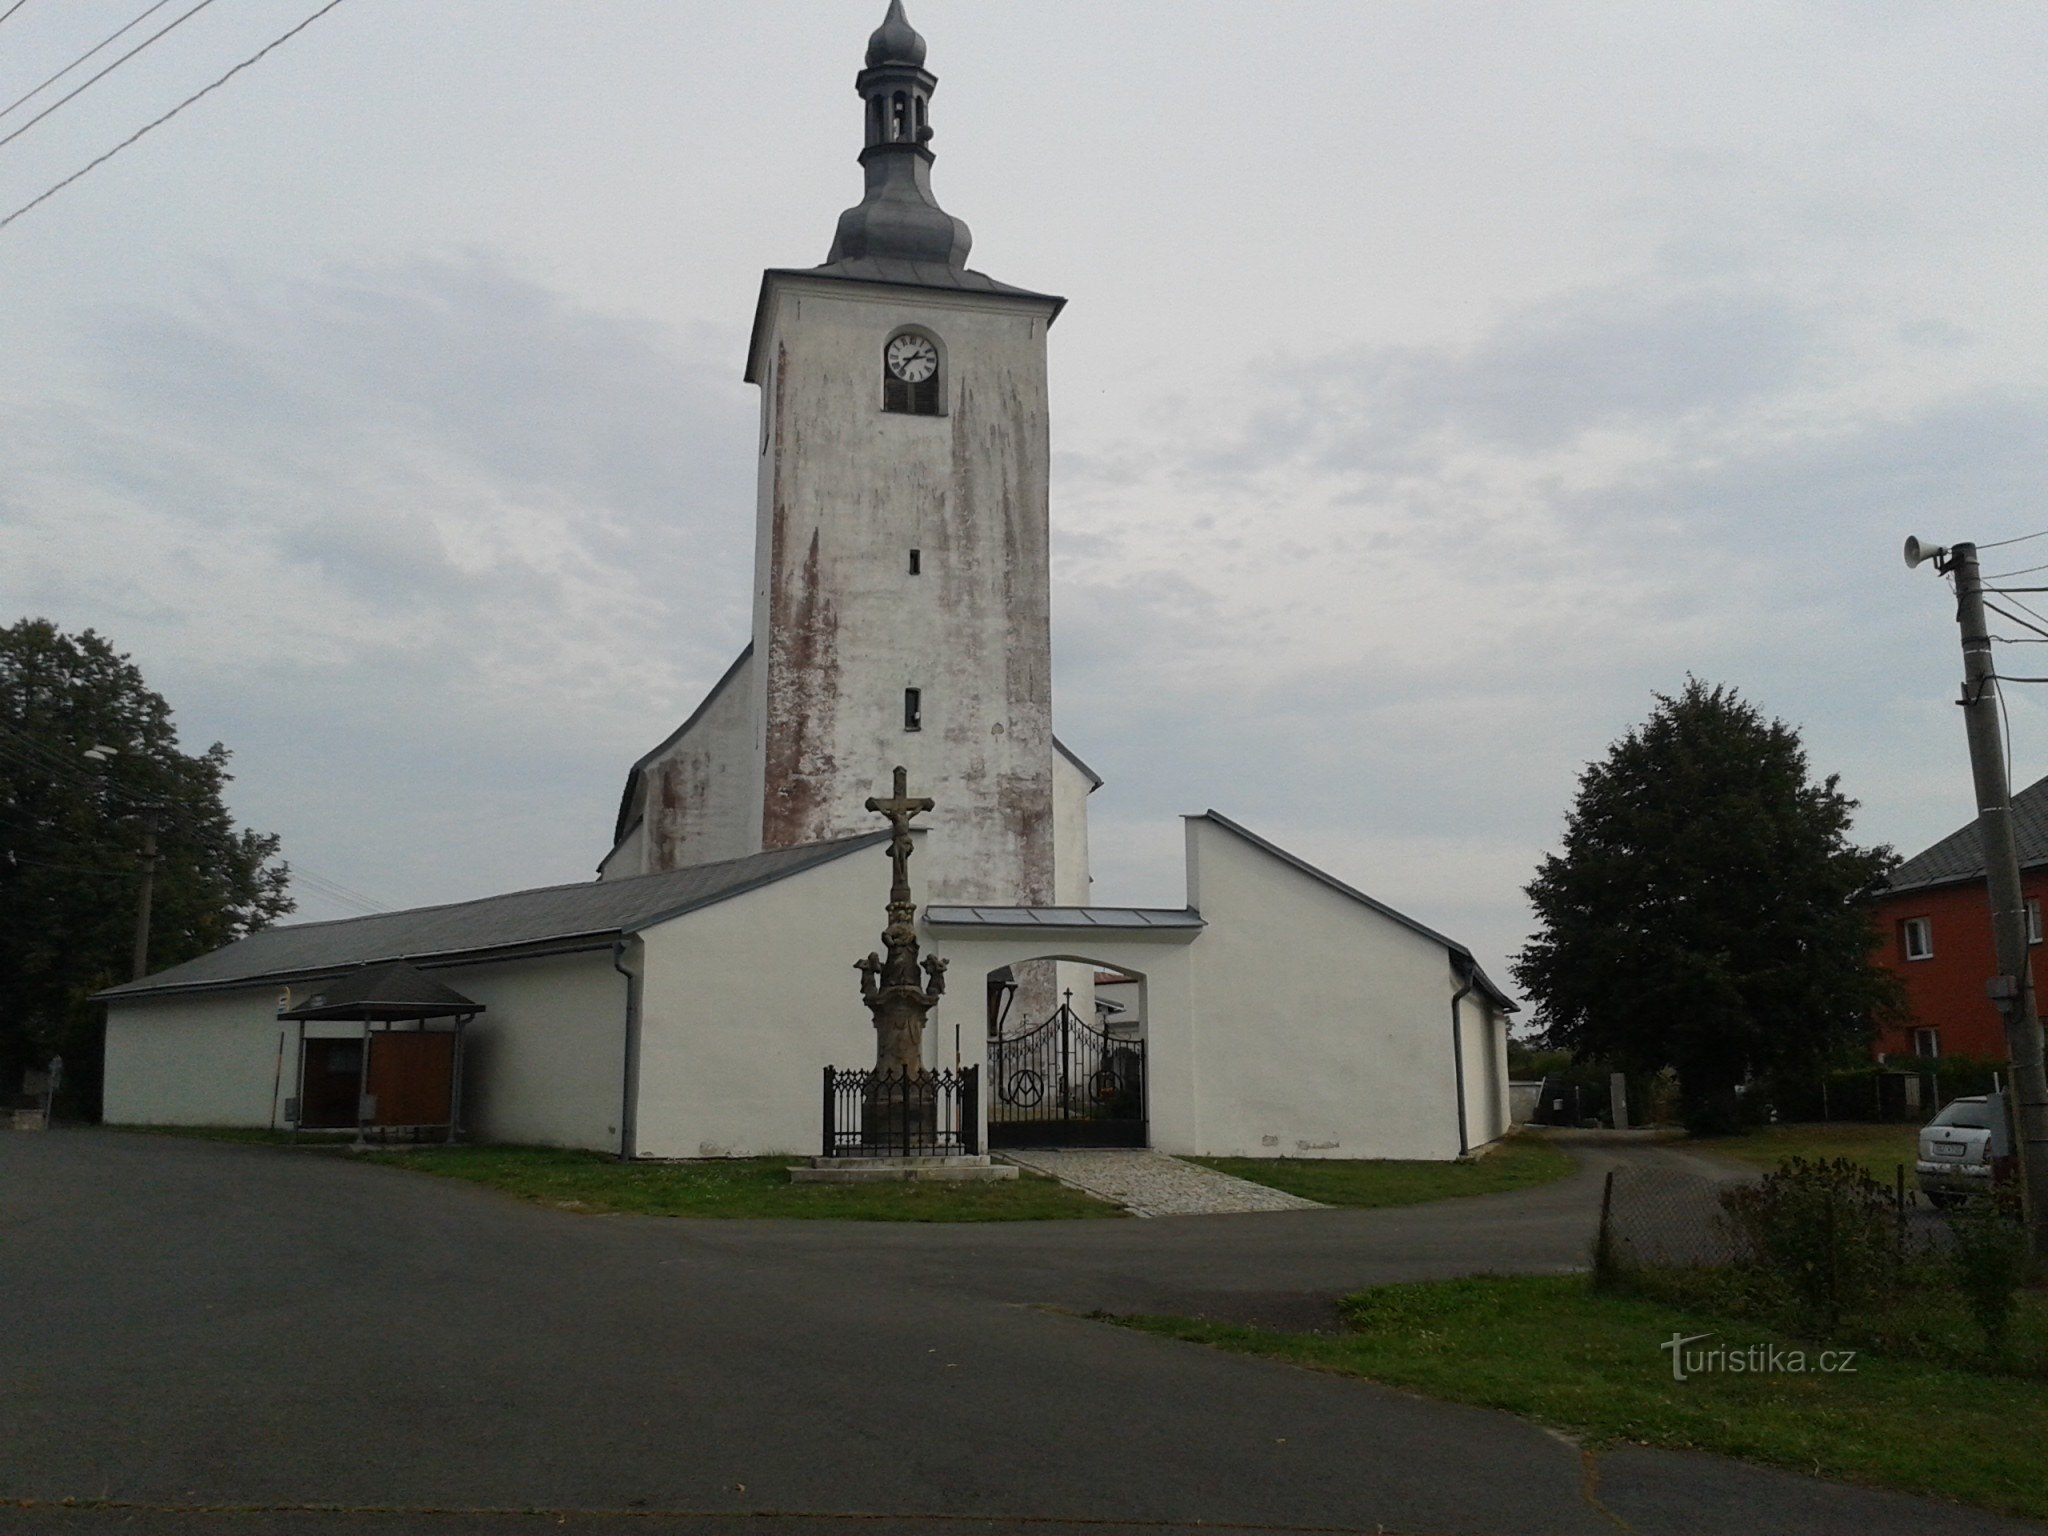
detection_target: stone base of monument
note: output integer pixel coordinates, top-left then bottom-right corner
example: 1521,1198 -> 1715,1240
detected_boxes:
788,1154 -> 1019,1184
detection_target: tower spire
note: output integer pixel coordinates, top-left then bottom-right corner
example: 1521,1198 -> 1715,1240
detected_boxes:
827,0 -> 971,269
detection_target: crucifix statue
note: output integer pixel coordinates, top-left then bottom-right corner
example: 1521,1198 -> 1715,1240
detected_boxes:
857,766 -> 948,1079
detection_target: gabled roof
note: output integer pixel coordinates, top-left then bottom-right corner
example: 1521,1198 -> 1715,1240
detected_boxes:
1195,811 -> 1517,1012
98,833 -> 887,1003
1885,773 -> 2048,896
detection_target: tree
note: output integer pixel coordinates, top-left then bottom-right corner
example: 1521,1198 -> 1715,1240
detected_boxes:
1511,679 -> 1900,1133
0,619 -> 293,1117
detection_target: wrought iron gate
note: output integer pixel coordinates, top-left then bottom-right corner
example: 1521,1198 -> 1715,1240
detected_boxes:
987,997 -> 1146,1148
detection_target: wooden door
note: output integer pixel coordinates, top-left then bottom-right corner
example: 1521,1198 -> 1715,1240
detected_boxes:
366,1031 -> 455,1127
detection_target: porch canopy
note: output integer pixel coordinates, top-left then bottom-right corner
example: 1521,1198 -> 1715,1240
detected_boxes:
281,961 -> 481,1142
279,961 -> 484,1023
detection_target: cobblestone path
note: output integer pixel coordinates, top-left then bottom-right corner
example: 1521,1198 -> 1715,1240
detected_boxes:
996,1147 -> 1323,1217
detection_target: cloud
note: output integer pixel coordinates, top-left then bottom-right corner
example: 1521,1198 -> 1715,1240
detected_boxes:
0,254 -> 760,914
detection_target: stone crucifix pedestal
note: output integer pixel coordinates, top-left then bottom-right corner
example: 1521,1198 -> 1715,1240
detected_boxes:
856,767 -> 949,1147
791,767 -> 1015,1183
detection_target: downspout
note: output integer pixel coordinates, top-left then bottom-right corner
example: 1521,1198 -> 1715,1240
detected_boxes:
613,938 -> 643,1162
1450,963 -> 1476,1158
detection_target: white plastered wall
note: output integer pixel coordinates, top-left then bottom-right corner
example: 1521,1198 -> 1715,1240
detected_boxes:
631,838 -> 900,1159
1178,817 -> 1466,1161
1050,744 -> 1097,1020
451,950 -> 627,1150
604,647 -> 759,880
1455,987 -> 1512,1150
103,948 -> 629,1151
104,987 -> 302,1127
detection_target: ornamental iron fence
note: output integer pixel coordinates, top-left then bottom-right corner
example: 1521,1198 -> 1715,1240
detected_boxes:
821,1064 -> 979,1159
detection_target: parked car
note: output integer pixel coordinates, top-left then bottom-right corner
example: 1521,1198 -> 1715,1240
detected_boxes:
1915,1095 -> 2003,1208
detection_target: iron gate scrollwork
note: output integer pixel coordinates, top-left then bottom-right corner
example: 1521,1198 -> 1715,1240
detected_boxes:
988,995 -> 1146,1148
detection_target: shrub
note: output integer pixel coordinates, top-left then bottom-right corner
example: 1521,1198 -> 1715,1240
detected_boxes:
1719,1156 -> 1898,1331
1948,1189 -> 2034,1354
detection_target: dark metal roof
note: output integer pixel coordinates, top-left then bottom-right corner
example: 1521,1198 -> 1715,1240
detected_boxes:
925,905 -> 1204,934
1885,772 -> 2048,895
1196,811 -> 1518,1013
98,833 -> 888,1003
278,961 -> 483,1022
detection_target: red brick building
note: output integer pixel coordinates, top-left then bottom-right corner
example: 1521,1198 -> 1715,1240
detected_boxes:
1869,774 -> 2048,1062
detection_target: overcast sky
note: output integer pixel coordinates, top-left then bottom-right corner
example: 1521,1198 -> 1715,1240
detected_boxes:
3,1 -> 2045,1001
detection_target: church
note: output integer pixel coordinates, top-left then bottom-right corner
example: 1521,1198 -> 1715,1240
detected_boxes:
99,4 -> 1514,1164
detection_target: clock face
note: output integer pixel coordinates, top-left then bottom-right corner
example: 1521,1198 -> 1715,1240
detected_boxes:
886,334 -> 938,383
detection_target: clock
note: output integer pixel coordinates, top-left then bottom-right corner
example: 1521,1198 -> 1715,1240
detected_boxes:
886,334 -> 938,383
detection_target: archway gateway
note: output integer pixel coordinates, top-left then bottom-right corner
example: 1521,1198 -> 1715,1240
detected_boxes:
986,965 -> 1145,1149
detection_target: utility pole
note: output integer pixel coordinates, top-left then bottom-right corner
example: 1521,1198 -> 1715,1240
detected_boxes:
1910,535 -> 2048,1258
131,808 -> 157,981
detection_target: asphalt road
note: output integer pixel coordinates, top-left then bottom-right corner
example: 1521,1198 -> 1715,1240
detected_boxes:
0,1130 -> 2031,1536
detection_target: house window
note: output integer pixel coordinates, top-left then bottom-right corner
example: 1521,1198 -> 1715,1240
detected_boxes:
1912,1027 -> 1941,1059
1901,917 -> 1933,961
903,688 -> 922,731
2029,899 -> 2042,946
908,548 -> 921,575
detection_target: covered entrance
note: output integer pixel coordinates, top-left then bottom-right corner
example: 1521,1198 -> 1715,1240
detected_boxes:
282,960 -> 481,1143
988,990 -> 1145,1148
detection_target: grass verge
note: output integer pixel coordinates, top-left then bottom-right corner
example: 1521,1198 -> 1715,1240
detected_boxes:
1692,1123 -> 1919,1185
1189,1135 -> 1573,1208
362,1145 -> 1123,1221
1115,1274 -> 2048,1521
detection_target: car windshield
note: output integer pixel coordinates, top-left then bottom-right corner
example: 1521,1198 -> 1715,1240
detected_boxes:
1931,1100 -> 1993,1130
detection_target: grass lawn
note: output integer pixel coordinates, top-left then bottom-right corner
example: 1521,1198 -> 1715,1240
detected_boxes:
362,1145 -> 1123,1221
1116,1274 -> 2048,1522
1189,1135 -> 1574,1209
1691,1123 -> 1920,1185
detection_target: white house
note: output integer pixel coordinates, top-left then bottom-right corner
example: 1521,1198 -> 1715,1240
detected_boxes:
98,3 -> 1516,1163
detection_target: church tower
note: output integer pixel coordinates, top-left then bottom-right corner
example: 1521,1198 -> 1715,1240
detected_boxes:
602,2 -> 1084,910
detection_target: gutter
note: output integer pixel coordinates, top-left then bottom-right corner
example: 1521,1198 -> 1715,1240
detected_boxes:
612,938 -> 643,1162
1450,965 -> 1477,1158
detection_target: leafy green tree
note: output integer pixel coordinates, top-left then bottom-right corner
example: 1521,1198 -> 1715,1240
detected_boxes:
0,619 -> 292,1116
1512,679 -> 1900,1132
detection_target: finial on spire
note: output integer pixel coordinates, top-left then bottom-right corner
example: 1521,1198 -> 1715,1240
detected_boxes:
866,0 -> 926,69
826,0 -> 972,269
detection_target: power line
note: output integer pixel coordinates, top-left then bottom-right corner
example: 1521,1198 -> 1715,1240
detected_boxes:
0,0 -> 219,156
0,1 -> 33,30
1979,529 -> 2048,551
1985,601 -> 2048,643
0,0 -> 353,234
0,0 -> 179,126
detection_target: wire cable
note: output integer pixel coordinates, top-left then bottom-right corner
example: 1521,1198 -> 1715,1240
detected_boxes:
1979,529 -> 2048,551
1996,592 -> 2048,635
1984,560 -> 2048,581
0,0 -> 352,234
0,0 -> 219,155
0,1 -> 32,29
0,0 -> 179,126
1986,601 -> 2048,643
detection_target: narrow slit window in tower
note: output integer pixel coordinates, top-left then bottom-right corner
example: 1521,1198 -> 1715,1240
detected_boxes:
903,688 -> 922,731
891,92 -> 908,141
908,548 -> 921,574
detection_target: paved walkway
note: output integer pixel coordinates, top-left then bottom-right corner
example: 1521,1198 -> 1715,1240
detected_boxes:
998,1146 -> 1324,1216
